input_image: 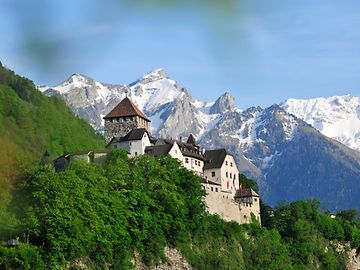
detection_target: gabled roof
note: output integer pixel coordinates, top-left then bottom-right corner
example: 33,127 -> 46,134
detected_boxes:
108,128 -> 149,145
121,128 -> 148,141
103,97 -> 150,121
145,144 -> 173,157
156,138 -> 205,160
203,149 -> 229,169
234,188 -> 260,198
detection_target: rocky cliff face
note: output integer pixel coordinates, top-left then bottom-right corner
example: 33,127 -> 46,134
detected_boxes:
209,92 -> 235,114
39,69 -> 360,211
134,247 -> 192,270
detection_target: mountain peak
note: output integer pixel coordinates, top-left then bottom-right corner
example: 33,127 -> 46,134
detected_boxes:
67,73 -> 86,80
209,91 -> 235,114
138,68 -> 166,84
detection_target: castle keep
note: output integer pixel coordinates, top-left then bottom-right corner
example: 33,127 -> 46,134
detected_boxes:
103,97 -> 261,225
103,97 -> 151,142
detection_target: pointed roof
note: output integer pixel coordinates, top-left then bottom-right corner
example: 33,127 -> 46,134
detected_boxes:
187,134 -> 199,147
103,97 -> 150,121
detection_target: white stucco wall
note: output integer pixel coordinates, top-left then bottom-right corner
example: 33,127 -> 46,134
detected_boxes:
110,132 -> 151,157
220,155 -> 239,195
182,156 -> 204,177
203,154 -> 239,195
168,142 -> 184,161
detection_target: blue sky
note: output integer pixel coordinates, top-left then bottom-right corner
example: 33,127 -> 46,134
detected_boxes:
1,0 -> 360,108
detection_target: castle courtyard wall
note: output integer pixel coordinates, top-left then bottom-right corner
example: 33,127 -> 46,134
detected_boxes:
203,183 -> 261,224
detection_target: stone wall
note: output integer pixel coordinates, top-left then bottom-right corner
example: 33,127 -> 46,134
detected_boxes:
203,183 -> 261,224
104,116 -> 150,143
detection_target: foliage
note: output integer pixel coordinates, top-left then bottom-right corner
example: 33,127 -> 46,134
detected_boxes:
0,244 -> 45,270
1,150 -> 358,269
238,173 -> 259,193
5,150 -> 205,269
0,65 -> 104,219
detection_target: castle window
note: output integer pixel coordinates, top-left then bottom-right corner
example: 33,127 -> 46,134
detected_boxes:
134,152 -> 138,156
212,171 -> 215,177
230,173 -> 232,178
215,188 -> 218,192
195,160 -> 198,165
226,172 -> 228,178
234,174 -> 236,180
211,187 -> 213,192
230,162 -> 233,167
225,161 -> 228,165
254,198 -> 258,202
185,158 -> 189,163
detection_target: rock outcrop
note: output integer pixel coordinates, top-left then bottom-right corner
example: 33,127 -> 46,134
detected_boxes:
209,91 -> 235,114
134,247 -> 192,270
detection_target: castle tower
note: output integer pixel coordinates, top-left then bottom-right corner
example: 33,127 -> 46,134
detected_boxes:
103,97 -> 151,142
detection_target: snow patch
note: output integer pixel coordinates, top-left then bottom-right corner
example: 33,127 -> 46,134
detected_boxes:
281,94 -> 360,150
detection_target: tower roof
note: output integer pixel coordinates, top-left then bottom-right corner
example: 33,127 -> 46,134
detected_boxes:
103,97 -> 150,121
187,134 -> 199,147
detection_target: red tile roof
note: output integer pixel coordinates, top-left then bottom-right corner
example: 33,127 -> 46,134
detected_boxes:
103,97 -> 150,121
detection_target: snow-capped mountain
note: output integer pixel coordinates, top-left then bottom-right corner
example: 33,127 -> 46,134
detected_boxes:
280,95 -> 360,151
39,69 -> 360,211
39,68 -> 215,136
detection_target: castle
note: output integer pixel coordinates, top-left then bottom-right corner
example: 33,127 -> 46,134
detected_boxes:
103,97 -> 261,224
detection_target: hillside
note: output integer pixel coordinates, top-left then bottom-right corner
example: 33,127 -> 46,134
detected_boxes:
1,150 -> 359,269
0,64 -> 104,208
39,69 -> 360,211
